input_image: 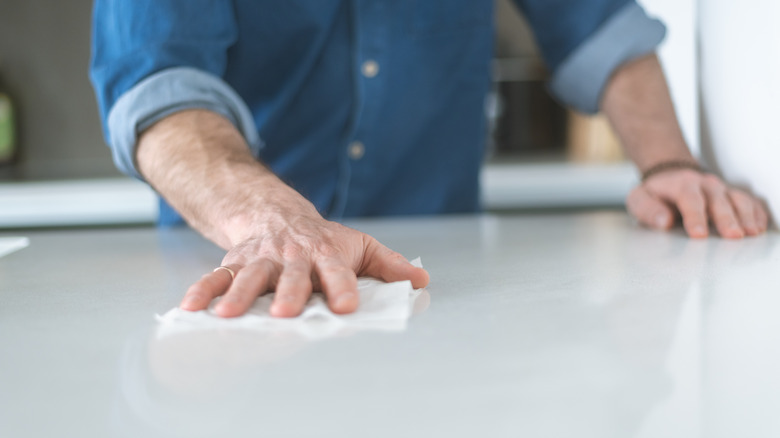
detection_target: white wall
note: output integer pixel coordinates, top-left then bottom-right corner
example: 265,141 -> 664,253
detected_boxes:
699,0 -> 780,221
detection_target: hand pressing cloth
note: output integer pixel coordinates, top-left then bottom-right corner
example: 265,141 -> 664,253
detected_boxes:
156,258 -> 425,340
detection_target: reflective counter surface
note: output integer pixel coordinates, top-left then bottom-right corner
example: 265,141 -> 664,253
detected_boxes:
2,212 -> 779,437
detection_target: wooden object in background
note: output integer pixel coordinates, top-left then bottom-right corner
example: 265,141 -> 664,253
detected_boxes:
566,111 -> 624,163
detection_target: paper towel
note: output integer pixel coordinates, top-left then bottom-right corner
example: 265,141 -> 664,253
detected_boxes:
0,236 -> 29,258
156,258 -> 426,340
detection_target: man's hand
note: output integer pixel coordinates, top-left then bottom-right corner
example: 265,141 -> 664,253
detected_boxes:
137,109 -> 428,318
601,54 -> 770,238
626,169 -> 768,238
180,210 -> 429,318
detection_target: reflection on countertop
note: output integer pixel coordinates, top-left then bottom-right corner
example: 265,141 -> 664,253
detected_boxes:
112,287 -> 431,437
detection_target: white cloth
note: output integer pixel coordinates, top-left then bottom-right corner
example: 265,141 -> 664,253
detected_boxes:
0,237 -> 29,258
156,258 -> 424,340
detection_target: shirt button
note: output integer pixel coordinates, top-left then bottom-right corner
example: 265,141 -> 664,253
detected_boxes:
348,141 -> 365,160
361,60 -> 379,78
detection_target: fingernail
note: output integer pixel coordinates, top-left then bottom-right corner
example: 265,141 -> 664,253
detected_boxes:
693,225 -> 708,236
336,292 -> 357,305
654,214 -> 667,228
214,303 -> 229,315
279,294 -> 296,302
270,303 -> 296,318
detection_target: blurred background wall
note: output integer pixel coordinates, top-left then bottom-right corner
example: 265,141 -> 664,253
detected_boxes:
0,0 -> 119,180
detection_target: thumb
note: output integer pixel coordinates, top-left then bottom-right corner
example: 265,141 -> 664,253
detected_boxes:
360,236 -> 430,288
626,185 -> 675,230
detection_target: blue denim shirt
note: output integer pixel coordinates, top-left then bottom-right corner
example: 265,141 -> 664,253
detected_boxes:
90,0 -> 664,225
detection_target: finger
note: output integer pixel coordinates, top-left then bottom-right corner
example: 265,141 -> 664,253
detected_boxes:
703,181 -> 744,239
673,186 -> 709,238
755,200 -> 769,233
271,260 -> 313,318
362,237 -> 430,289
214,260 -> 277,318
626,186 -> 675,230
728,190 -> 760,236
180,263 -> 241,311
315,258 -> 359,314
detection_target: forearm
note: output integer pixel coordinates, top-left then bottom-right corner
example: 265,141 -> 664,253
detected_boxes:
601,54 -> 695,171
136,109 -> 319,249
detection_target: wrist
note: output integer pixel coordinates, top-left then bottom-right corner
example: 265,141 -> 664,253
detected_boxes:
217,181 -> 322,247
641,159 -> 703,182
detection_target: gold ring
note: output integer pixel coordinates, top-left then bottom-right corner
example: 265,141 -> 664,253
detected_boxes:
213,266 -> 236,280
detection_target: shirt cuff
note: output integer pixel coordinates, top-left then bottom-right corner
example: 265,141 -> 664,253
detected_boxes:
549,2 -> 667,114
106,67 -> 262,180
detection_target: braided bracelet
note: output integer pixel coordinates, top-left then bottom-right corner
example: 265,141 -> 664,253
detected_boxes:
641,160 -> 704,182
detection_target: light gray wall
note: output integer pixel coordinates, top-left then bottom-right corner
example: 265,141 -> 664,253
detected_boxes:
0,0 -> 119,180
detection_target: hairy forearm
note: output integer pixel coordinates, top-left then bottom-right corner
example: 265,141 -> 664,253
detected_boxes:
136,109 -> 319,249
601,54 -> 695,171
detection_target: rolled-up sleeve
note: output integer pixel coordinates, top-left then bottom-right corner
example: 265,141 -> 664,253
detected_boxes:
105,68 -> 261,180
514,0 -> 666,113
89,0 -> 260,180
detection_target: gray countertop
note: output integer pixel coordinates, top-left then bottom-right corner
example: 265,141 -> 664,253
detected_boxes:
2,211 -> 779,437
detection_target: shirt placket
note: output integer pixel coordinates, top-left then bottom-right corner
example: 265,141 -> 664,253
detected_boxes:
337,0 -> 389,216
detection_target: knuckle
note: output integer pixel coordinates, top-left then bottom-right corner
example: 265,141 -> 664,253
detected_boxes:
703,175 -> 727,192
683,187 -> 705,203
625,191 -> 649,216
703,174 -> 721,185
362,234 -> 380,249
728,190 -> 752,208
737,199 -> 754,214
281,261 -> 311,279
632,204 -> 653,218
675,169 -> 700,184
202,274 -> 225,288
313,242 -> 340,259
281,244 -> 307,261
715,213 -> 734,223
185,284 -> 208,298
248,259 -> 277,277
228,289 -> 252,303
651,207 -> 667,217
321,262 -> 352,276
388,251 -> 406,262
378,250 -> 407,267
193,277 -> 214,289
319,268 -> 351,283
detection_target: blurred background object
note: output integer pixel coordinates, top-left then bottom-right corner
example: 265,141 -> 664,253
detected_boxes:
0,0 -> 118,181
0,71 -> 17,165
491,0 -> 625,164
